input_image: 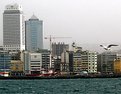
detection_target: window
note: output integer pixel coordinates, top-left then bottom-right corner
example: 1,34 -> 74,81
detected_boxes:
34,55 -> 37,58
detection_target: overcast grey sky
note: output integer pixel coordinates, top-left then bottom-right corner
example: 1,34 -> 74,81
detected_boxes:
0,0 -> 121,52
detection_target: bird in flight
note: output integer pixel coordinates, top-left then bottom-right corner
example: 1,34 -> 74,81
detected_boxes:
100,44 -> 118,50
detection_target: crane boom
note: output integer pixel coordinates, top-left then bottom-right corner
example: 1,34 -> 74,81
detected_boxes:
44,35 -> 71,68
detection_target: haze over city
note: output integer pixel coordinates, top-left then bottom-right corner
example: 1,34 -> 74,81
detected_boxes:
0,0 -> 121,52
1,1 -> 121,93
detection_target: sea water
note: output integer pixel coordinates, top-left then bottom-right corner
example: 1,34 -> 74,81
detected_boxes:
0,78 -> 121,94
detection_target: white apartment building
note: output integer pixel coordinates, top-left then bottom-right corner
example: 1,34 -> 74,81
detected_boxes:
23,52 -> 42,74
87,51 -> 97,73
23,51 -> 50,74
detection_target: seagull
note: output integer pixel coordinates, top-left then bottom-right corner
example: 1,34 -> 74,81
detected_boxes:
100,44 -> 118,50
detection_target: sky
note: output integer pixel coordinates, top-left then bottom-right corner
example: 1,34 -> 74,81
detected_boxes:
0,0 -> 121,52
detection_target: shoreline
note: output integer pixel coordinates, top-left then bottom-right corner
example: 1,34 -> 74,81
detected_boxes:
0,75 -> 121,79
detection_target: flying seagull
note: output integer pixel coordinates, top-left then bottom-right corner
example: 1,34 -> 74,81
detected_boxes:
100,44 -> 118,50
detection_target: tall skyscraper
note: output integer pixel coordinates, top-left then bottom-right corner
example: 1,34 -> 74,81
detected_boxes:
25,15 -> 43,51
3,4 -> 25,51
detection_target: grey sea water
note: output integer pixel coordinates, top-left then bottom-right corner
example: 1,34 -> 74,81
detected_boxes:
0,78 -> 121,94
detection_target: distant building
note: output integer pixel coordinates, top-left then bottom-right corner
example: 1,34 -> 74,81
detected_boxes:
69,52 -> 73,73
41,50 -> 50,71
87,51 -> 97,73
61,51 -> 69,74
97,52 -> 117,74
3,4 -> 25,51
23,52 -> 42,74
52,57 -> 61,72
0,46 -> 3,51
116,54 -> 121,60
73,50 -> 97,74
114,59 -> 121,74
73,51 -> 82,73
25,15 -> 43,51
60,51 -> 73,74
52,42 -> 69,57
0,51 -> 11,72
10,51 -> 21,60
22,50 -> 50,75
60,50 -> 97,74
10,60 -> 24,76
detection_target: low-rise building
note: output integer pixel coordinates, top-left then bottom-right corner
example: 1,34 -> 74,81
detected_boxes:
22,50 -> 50,75
23,52 -> 42,75
97,52 -> 117,74
73,50 -> 97,74
0,51 -> 11,72
10,60 -> 24,76
114,59 -> 121,74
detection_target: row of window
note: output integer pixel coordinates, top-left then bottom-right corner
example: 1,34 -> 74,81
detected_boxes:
88,67 -> 97,69
4,45 -> 20,47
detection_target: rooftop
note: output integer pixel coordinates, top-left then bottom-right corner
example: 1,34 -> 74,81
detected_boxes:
30,15 -> 39,20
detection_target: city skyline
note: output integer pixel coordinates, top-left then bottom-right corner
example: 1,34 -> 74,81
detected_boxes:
0,0 -> 121,52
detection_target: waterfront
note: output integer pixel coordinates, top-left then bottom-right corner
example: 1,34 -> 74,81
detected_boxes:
0,78 -> 121,94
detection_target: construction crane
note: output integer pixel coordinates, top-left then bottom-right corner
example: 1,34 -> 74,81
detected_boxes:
44,35 -> 71,68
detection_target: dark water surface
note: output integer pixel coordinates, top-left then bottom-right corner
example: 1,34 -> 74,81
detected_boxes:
0,78 -> 121,94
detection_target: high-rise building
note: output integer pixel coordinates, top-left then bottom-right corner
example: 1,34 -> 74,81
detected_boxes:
25,15 -> 43,51
86,51 -> 97,73
3,4 -> 25,51
60,51 -> 73,74
61,51 -> 70,73
52,42 -> 69,57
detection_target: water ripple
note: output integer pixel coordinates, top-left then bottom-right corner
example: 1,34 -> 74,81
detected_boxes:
0,78 -> 121,94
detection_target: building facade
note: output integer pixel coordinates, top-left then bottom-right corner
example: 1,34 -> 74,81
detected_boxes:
73,51 -> 82,73
10,60 -> 24,76
23,52 -> 42,74
23,50 -> 50,75
97,52 -> 117,74
0,51 -> 11,72
53,57 -> 61,72
73,50 -> 97,74
25,15 -> 43,51
114,59 -> 121,74
52,42 -> 69,57
3,4 -> 25,51
61,51 -> 70,74
87,51 -> 97,73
